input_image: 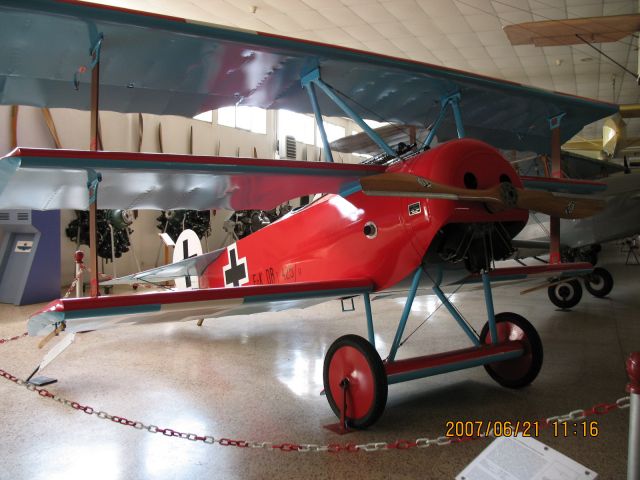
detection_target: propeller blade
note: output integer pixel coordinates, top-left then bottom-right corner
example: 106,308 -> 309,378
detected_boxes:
360,173 -> 499,202
360,172 -> 604,219
514,189 -> 605,219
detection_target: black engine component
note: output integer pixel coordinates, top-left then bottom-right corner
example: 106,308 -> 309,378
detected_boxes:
224,204 -> 293,240
562,243 -> 601,265
430,221 -> 524,273
65,210 -> 134,261
156,210 -> 211,241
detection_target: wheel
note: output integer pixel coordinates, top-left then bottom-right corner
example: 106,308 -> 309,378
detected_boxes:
480,312 -> 543,388
584,267 -> 613,298
547,279 -> 582,309
323,334 -> 387,429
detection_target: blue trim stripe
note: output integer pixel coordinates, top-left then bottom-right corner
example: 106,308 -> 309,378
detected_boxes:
339,181 -> 362,197
63,304 -> 161,320
246,286 -> 372,303
18,156 -> 376,178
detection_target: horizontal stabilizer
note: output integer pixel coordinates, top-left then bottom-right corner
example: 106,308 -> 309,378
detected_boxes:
102,248 -> 226,286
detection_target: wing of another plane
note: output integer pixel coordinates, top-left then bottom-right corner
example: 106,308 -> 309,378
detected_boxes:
28,279 -> 374,336
0,148 -> 384,210
520,176 -> 607,194
453,262 -> 594,285
0,1 -> 617,155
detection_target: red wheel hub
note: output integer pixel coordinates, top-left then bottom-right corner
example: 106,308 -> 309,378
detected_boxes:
327,346 -> 376,420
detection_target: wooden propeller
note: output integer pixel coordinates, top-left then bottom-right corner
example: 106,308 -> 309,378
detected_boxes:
360,172 -> 604,219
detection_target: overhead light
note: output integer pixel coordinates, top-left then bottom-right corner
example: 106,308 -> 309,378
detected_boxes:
249,5 -> 257,13
580,57 -> 594,62
555,59 -> 563,66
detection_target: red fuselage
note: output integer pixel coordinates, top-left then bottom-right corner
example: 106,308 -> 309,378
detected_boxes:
202,139 -> 528,291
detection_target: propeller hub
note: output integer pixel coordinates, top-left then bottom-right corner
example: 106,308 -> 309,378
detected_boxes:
499,182 -> 518,208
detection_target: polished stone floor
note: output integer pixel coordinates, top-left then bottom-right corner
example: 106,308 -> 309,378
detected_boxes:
0,247 -> 637,479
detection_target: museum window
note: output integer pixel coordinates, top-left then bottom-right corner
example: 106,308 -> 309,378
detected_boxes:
277,109 -> 315,145
193,110 -> 213,123
315,122 -> 345,147
217,106 -> 267,134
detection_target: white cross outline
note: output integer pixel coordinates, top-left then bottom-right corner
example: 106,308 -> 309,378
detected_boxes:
222,242 -> 249,287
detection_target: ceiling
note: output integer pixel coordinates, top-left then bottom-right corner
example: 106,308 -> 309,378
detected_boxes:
85,0 -> 639,142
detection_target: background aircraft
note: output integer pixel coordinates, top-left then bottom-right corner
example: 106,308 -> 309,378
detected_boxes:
512,170 -> 640,308
0,0 -> 617,428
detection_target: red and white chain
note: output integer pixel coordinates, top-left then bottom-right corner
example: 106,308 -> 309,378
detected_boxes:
0,332 -> 631,453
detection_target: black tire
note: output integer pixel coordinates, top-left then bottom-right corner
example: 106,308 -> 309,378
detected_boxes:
323,334 -> 387,429
480,312 -> 543,388
547,279 -> 582,309
584,267 -> 613,298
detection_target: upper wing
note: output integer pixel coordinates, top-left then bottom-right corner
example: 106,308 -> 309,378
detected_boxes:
0,148 -> 384,210
0,1 -> 617,154
28,279 -> 374,335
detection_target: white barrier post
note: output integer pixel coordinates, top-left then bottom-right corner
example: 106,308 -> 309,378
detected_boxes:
627,352 -> 639,480
74,250 -> 84,298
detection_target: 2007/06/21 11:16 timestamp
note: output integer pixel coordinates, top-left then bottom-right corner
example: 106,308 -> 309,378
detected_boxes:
445,420 -> 600,438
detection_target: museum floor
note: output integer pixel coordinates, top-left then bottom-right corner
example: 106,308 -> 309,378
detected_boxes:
0,246 -> 637,479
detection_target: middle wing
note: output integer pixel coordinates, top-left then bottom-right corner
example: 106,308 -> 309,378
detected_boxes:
0,148 -> 384,210
28,279 -> 374,336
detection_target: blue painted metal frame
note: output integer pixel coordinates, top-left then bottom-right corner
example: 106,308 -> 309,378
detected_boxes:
449,93 -> 465,139
421,102 -> 448,149
387,267 -> 423,362
548,112 -> 566,130
74,34 -> 103,90
303,79 -> 334,163
481,271 -> 498,345
86,170 -> 102,205
420,92 -> 465,150
432,283 -> 480,346
301,68 -> 396,158
363,292 -> 375,348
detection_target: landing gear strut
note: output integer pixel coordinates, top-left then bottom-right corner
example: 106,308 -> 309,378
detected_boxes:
323,268 -> 542,429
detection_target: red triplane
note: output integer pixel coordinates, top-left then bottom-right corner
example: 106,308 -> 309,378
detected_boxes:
0,0 -> 616,428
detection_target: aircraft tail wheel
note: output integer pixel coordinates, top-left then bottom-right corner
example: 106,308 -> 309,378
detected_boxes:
480,312 -> 543,389
584,267 -> 613,298
323,334 -> 387,429
547,279 -> 582,309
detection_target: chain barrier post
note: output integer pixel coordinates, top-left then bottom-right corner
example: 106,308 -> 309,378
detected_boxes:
626,352 -> 640,480
74,251 -> 84,298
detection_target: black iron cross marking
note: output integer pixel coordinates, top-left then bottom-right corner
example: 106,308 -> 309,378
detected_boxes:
182,239 -> 198,288
224,247 -> 247,287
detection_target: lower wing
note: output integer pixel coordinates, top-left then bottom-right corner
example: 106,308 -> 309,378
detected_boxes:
28,279 -> 373,336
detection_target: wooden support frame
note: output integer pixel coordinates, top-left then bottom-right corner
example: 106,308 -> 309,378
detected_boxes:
88,36 -> 103,297
548,114 -> 565,264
